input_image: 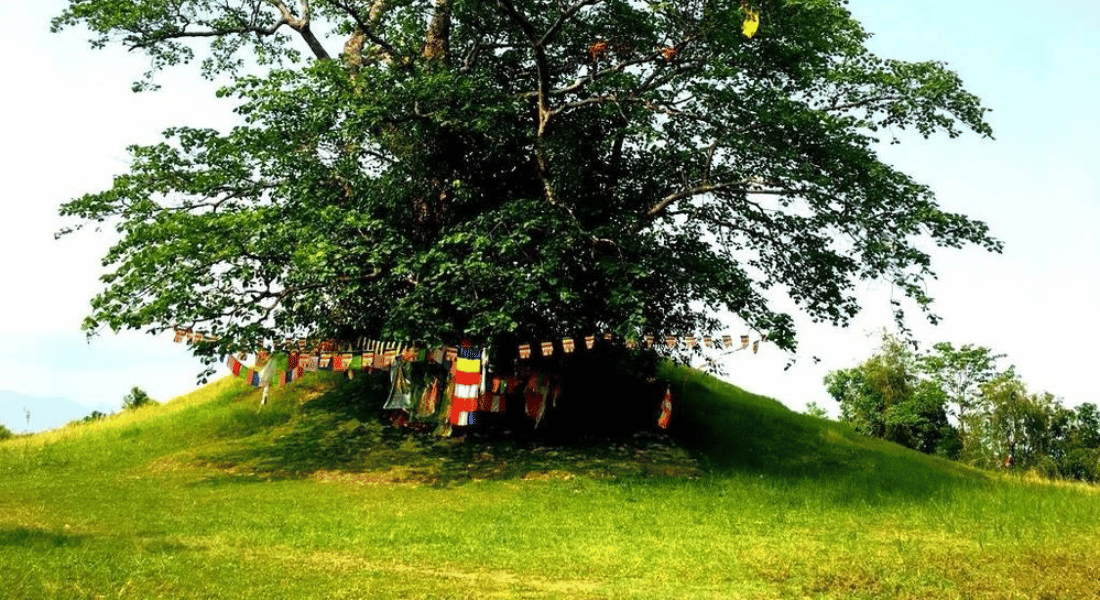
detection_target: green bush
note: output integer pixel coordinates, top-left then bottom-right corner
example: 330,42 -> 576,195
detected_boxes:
122,387 -> 156,410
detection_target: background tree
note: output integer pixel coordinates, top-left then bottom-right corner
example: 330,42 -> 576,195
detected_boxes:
122,387 -> 157,411
54,0 -> 1000,367
0,424 -> 12,442
918,342 -> 1004,449
824,333 -> 953,455
803,401 -> 829,420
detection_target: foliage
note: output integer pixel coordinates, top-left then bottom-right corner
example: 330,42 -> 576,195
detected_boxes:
122,386 -> 157,410
824,332 -> 952,454
918,341 -> 1004,446
831,337 -> 1100,482
803,401 -> 828,419
82,410 -> 109,423
0,423 -> 12,441
54,0 -> 1000,366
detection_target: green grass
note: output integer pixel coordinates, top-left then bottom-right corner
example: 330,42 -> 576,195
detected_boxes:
1,366 -> 1098,599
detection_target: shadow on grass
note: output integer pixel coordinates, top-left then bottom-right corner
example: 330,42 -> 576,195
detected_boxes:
193,364 -> 989,502
194,372 -> 703,487
0,527 -> 85,549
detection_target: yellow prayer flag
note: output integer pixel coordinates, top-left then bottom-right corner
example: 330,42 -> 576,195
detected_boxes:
742,8 -> 760,38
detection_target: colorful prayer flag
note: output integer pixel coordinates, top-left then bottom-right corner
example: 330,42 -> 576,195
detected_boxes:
585,335 -> 596,350
753,340 -> 760,354
333,353 -> 353,371
563,338 -> 575,353
227,354 -> 243,376
722,335 -> 733,348
657,386 -> 672,429
645,334 -> 655,348
704,336 -> 713,348
665,336 -> 677,348
541,341 -> 554,357
741,335 -> 750,349
174,328 -> 187,343
519,344 -> 531,359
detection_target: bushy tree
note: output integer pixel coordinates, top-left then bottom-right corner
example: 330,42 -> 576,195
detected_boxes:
122,387 -> 157,410
918,342 -> 1004,448
53,0 -> 999,365
0,424 -> 12,441
824,333 -> 952,454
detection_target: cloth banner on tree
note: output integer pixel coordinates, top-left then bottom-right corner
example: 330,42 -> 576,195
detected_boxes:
450,346 -> 482,425
657,385 -> 672,429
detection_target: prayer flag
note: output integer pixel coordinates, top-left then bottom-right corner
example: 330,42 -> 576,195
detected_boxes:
278,371 -> 288,386
563,338 -> 575,353
227,354 -> 243,376
604,333 -> 613,342
665,336 -> 677,348
174,328 -> 187,343
318,353 -> 334,371
741,335 -> 750,349
645,334 -> 654,348
585,335 -> 595,350
704,336 -> 713,348
541,341 -> 554,357
685,336 -> 697,348
519,344 -> 531,359
250,372 -> 261,387
445,347 -> 458,362
722,335 -> 733,348
333,353 -> 353,371
657,386 -> 672,429
753,340 -> 760,354
742,7 -> 760,38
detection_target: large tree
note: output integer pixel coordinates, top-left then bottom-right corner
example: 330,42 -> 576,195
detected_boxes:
54,0 -> 1000,364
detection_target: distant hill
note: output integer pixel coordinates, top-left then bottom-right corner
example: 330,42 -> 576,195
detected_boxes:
0,390 -> 114,433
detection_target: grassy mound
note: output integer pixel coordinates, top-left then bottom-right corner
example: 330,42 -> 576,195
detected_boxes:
1,367 -> 1097,599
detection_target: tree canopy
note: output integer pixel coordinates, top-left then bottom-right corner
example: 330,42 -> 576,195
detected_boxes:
55,0 -> 1000,364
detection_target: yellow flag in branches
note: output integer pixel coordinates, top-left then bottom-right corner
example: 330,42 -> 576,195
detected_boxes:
742,7 -> 760,38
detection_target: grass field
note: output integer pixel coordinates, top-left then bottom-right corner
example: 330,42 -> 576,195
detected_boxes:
1,366 -> 1098,599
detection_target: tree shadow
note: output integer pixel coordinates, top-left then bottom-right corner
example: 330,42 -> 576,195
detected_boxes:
194,371 -> 703,487
0,527 -> 86,549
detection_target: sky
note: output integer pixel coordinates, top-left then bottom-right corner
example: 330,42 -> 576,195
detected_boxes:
0,1 -> 1097,428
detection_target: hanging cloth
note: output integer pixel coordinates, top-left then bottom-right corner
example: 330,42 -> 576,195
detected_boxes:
657,385 -> 672,429
384,357 -> 417,410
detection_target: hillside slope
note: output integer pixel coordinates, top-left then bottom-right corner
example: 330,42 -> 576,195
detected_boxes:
1,367 -> 1097,599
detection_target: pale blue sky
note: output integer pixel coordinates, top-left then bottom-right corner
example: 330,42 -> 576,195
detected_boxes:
0,1 -> 1096,423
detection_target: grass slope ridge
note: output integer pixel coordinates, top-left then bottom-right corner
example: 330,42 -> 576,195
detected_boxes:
1,367 -> 1097,599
